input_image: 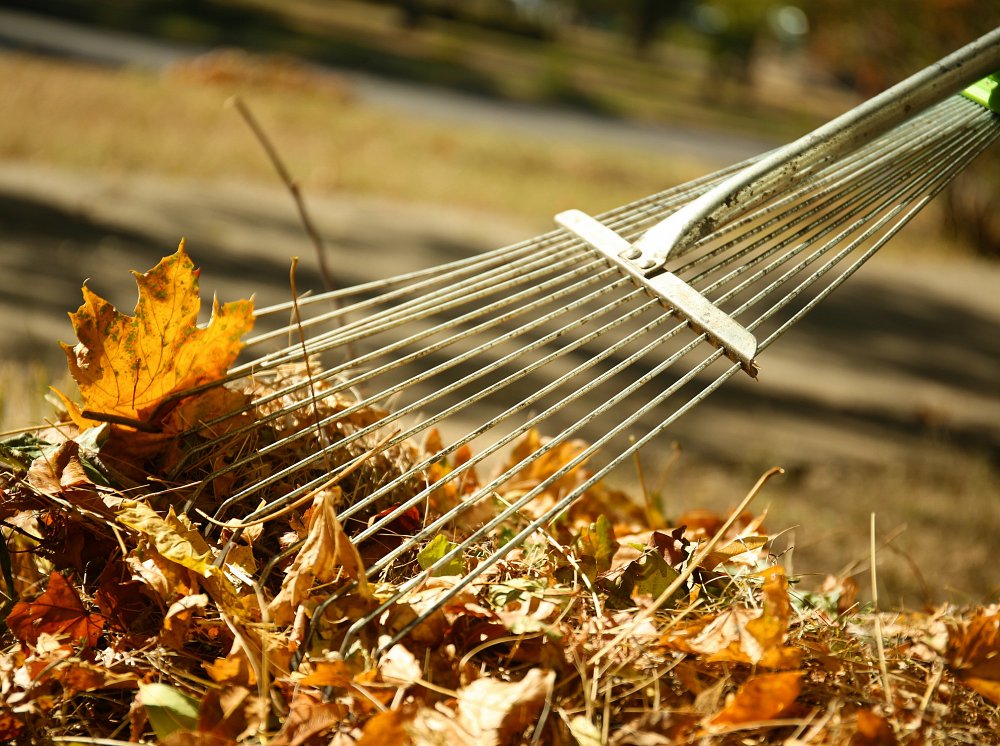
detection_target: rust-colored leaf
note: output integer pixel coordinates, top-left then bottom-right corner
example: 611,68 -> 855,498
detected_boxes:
708,671 -> 802,727
947,609 -> 1000,704
6,570 -> 104,650
58,241 -> 254,428
851,709 -> 898,746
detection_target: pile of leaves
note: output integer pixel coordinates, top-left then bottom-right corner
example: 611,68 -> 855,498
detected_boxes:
1,247 -> 998,745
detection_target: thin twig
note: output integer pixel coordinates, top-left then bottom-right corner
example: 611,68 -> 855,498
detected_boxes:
290,256 -> 333,474
870,512 -> 894,709
229,95 -> 354,360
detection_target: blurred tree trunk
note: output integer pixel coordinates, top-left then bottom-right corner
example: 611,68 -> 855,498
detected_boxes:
628,0 -> 687,56
396,0 -> 425,28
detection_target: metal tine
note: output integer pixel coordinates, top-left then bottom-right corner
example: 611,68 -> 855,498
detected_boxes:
331,102 -> 999,651
734,135 -> 992,364
756,128 -> 998,352
246,156 -> 755,346
171,239 -> 593,419
161,153 -> 755,430
194,273 -> 620,517
260,293 -> 677,586
694,106 -> 986,309
244,242 -> 552,349
207,268 -> 634,521
175,247 -> 604,457
715,130 -> 989,324
184,159 -> 753,474
341,329 -> 736,652
333,299 -> 682,532
671,98 -> 971,279
235,239 -> 593,374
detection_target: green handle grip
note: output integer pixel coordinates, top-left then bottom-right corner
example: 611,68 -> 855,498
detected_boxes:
962,72 -> 1000,112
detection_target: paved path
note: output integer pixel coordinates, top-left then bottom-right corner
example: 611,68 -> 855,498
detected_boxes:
0,8 -> 775,166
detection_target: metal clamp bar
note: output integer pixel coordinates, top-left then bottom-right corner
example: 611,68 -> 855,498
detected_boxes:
556,209 -> 758,377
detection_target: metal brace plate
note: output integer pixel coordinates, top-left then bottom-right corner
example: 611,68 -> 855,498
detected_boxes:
555,209 -> 759,377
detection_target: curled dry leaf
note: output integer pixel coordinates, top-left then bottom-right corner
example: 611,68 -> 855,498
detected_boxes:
117,501 -> 217,579
268,486 -> 371,627
456,668 -> 554,746
946,608 -> 1000,704
57,241 -> 254,429
379,643 -> 422,688
160,593 -> 209,651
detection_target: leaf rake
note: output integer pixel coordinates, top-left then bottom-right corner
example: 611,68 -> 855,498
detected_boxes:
168,30 -> 1000,660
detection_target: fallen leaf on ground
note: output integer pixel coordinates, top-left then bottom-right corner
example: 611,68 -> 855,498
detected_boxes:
379,643 -> 422,687
58,242 -> 253,428
947,608 -> 1000,704
6,570 -> 104,650
707,671 -> 802,727
456,668 -> 554,746
268,486 -> 371,626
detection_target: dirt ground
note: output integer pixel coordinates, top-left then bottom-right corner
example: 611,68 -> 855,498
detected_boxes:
1,161 -> 998,605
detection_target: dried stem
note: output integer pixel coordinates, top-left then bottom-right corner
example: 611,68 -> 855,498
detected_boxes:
229,95 -> 354,360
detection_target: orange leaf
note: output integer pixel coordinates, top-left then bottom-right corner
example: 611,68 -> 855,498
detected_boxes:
356,708 -> 412,746
6,571 -> 104,650
708,671 -> 802,727
947,609 -> 1000,704
851,709 -> 898,745
59,241 -> 254,427
298,659 -> 356,689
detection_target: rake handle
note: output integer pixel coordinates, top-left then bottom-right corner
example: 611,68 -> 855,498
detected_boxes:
633,25 -> 1000,269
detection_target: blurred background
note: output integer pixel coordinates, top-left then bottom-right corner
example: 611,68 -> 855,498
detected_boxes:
0,0 -> 998,604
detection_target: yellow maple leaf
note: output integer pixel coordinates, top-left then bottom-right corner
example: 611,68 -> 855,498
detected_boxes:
58,241 -> 254,427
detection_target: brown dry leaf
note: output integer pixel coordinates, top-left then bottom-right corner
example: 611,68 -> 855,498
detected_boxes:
160,593 -> 209,651
51,660 -> 138,696
456,669 -> 554,746
666,567 -> 801,668
499,428 -> 589,516
707,671 -> 802,727
57,241 -> 254,428
270,689 -> 347,746
6,570 -> 104,650
268,486 -> 371,626
946,608 -> 1000,704
26,440 -> 112,518
126,542 -> 200,605
851,709 -> 898,745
